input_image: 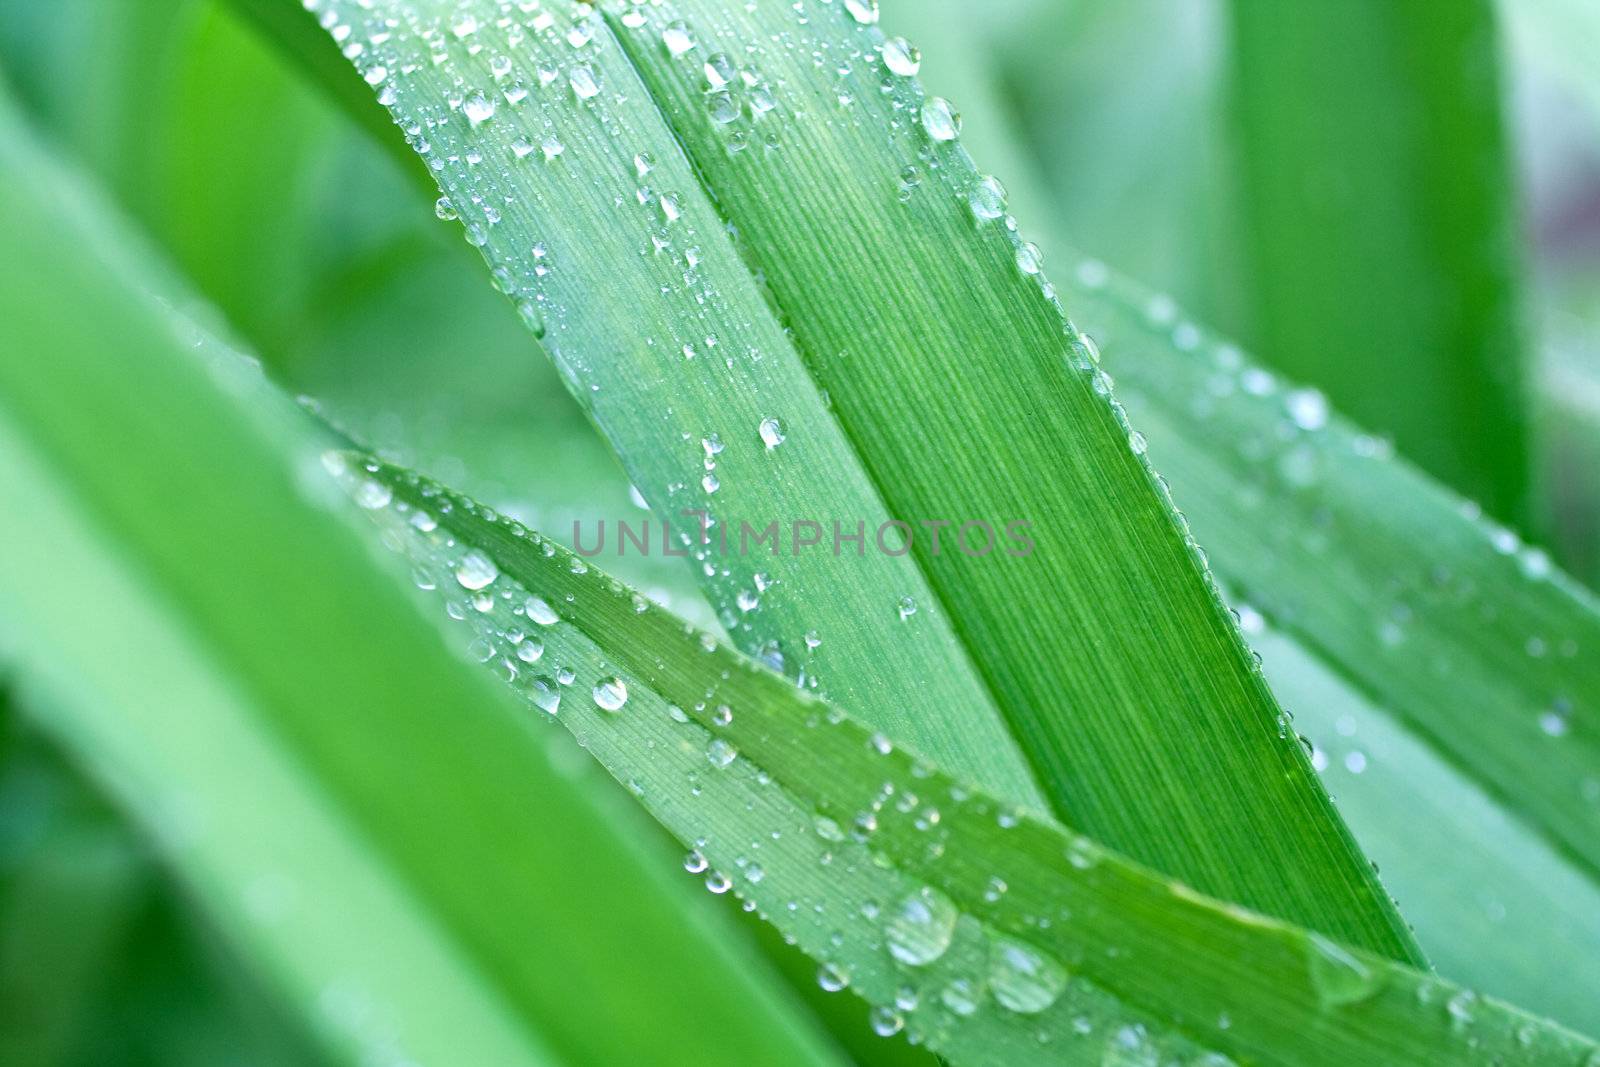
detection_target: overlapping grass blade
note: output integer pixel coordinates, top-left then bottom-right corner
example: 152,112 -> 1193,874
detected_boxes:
0,92 -> 843,1067
1226,0 -> 1529,519
336,449 -> 1598,1067
296,0 -> 1416,958
895,7 -> 1600,1027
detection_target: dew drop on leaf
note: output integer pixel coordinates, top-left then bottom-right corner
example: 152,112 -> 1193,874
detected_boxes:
1305,934 -> 1383,1007
884,886 -> 958,966
920,97 -> 961,142
988,936 -> 1067,1014
593,676 -> 629,712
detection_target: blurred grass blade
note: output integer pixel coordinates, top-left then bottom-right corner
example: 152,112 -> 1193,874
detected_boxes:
1226,0 -> 1529,519
0,90 -> 844,1067
337,450 -> 1598,1067
292,0 -> 1418,959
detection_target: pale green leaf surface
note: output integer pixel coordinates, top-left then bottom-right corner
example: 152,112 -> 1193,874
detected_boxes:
339,450 -> 1599,1067
305,0 -> 1416,961
0,95 -> 843,1067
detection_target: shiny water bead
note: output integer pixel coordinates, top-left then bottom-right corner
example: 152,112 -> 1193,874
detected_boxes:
920,97 -> 960,142
706,91 -> 739,125
884,886 -> 958,965
703,51 -> 735,89
354,478 -> 392,509
462,92 -> 495,127
663,20 -> 695,56
706,738 -> 738,768
454,551 -> 498,590
593,676 -> 629,711
817,963 -> 851,992
844,0 -> 880,24
968,175 -> 1007,220
569,65 -> 600,100
881,37 -> 920,77
869,1006 -> 904,1037
989,937 -> 1067,1014
1286,387 -> 1330,430
529,676 -> 560,714
759,417 -> 786,448
1015,241 -> 1043,275
525,595 -> 560,625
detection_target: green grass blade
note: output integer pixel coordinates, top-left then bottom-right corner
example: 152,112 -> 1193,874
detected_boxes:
297,0 -> 1417,961
337,450 -> 1598,1067
1072,263 -> 1600,902
1226,0 -> 1530,520
892,8 -> 1600,1025
0,93 -> 844,1067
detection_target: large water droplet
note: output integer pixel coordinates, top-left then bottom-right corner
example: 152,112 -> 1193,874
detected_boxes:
759,417 -> 786,449
968,175 -> 1007,221
525,596 -> 561,626
844,0 -> 880,25
463,93 -> 496,127
662,20 -> 695,56
569,65 -> 601,100
884,886 -> 958,966
920,97 -> 961,142
707,738 -> 738,768
988,937 -> 1067,1014
593,676 -> 629,712
455,551 -> 499,591
1306,935 -> 1382,1007
881,37 -> 920,77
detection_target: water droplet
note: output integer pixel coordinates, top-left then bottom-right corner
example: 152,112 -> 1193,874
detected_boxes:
463,93 -> 496,127
884,886 -> 958,966
1128,431 -> 1149,455
939,978 -> 981,1016
869,1005 -> 904,1037
817,963 -> 851,992
759,417 -> 786,448
354,479 -> 392,509
515,637 -> 544,664
988,937 -> 1067,1014
541,136 -> 564,162
707,738 -> 738,768
844,0 -> 880,25
662,20 -> 695,56
881,37 -> 920,76
968,175 -> 1007,221
1286,388 -> 1330,431
920,97 -> 960,142
898,597 -> 917,621
593,676 -> 629,712
1306,935 -> 1382,1007
527,676 -> 560,714
569,65 -> 600,99
434,196 -> 458,221
525,596 -> 560,626
1015,242 -> 1043,275
684,848 -> 709,873
703,52 -> 735,89
706,90 -> 739,125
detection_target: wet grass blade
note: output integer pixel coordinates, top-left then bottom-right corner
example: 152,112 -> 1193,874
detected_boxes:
287,0 -> 1418,960
335,449 -> 1598,1067
893,6 -> 1600,1026
0,90 -> 844,1067
1226,0 -> 1530,520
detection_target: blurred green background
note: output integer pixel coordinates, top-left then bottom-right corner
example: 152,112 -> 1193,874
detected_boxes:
0,0 -> 1595,1062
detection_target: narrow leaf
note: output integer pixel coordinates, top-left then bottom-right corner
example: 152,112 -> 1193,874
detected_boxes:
337,450 -> 1599,1067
